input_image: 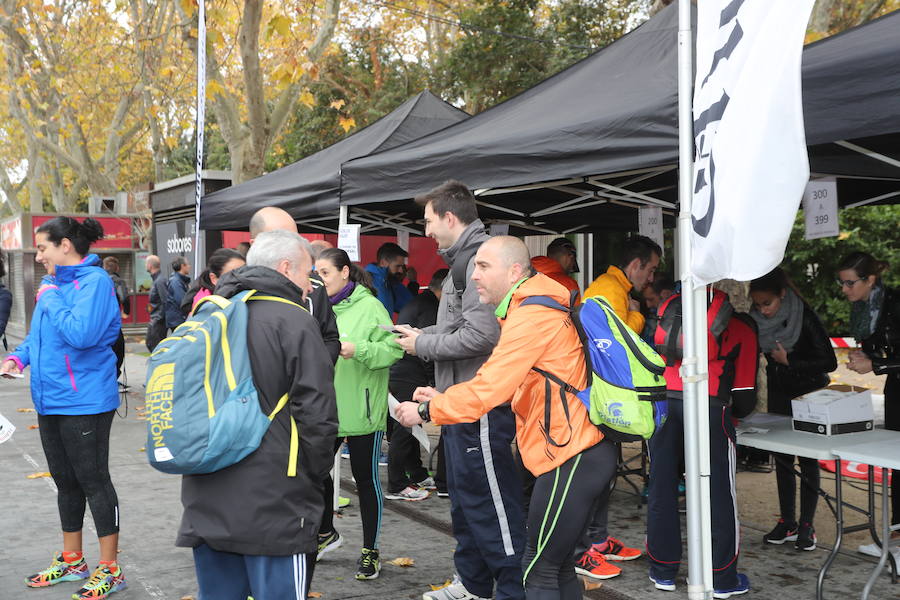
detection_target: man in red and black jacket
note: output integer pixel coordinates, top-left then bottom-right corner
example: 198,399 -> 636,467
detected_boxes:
646,288 -> 758,597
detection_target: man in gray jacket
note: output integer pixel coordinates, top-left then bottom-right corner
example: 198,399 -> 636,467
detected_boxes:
395,181 -> 526,600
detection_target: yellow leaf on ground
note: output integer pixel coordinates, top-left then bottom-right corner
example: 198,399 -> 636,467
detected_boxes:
308,593 -> 322,598
388,557 -> 415,567
17,407 -> 36,413
338,116 -> 356,133
430,579 -> 452,591
28,425 -> 39,430
329,99 -> 345,110
27,472 -> 51,479
139,447 -> 146,452
581,575 -> 602,590
180,595 -> 194,600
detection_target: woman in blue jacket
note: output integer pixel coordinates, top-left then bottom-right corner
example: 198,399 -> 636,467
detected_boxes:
1,217 -> 125,599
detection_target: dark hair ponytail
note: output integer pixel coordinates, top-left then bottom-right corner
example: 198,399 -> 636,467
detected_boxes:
838,252 -> 888,280
318,247 -> 377,297
36,217 -> 104,256
197,248 -> 245,293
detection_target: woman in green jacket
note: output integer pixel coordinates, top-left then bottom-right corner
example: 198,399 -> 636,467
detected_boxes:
315,247 -> 403,580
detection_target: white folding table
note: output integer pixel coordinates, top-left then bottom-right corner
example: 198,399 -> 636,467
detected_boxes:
834,438 -> 900,599
737,417 -> 900,600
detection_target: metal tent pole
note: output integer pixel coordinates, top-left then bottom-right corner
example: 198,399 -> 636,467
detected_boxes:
677,0 -> 713,598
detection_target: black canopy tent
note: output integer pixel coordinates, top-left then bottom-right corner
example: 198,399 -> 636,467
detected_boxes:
198,90 -> 468,231
337,3 -> 900,233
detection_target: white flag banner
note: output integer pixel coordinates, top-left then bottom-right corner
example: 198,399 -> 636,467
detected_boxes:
690,0 -> 814,286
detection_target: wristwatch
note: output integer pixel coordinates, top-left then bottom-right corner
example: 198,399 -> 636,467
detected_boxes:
417,401 -> 431,423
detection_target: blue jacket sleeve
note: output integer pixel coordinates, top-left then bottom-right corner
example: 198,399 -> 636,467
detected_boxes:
10,334 -> 31,368
39,276 -> 120,350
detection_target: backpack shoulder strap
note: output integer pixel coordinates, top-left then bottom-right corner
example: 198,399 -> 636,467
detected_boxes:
519,295 -> 570,313
451,244 -> 479,295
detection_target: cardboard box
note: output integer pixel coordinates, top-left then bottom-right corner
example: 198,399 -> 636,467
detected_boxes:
792,388 -> 874,435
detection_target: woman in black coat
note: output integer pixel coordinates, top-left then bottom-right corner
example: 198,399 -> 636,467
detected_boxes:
750,267 -> 837,551
839,252 -> 900,538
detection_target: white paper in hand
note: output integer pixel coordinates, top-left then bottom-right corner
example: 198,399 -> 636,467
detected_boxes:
388,394 -> 430,453
0,412 -> 15,444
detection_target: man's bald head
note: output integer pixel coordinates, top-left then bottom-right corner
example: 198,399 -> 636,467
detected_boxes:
310,239 -> 334,261
471,236 -> 532,306
249,206 -> 298,239
483,236 -> 531,272
145,254 -> 161,274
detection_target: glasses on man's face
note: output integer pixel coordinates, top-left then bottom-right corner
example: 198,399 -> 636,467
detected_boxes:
836,278 -> 863,288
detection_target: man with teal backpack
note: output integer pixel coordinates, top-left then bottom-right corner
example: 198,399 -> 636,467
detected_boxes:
165,230 -> 338,600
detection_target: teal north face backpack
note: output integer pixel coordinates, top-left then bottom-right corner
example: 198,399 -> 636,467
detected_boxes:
521,293 -> 668,442
145,290 -> 305,476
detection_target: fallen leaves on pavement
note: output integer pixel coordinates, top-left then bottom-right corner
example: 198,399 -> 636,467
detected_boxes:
27,472 -> 51,479
388,557 -> 415,567
430,579 -> 452,591
17,407 -> 35,413
28,425 -> 39,429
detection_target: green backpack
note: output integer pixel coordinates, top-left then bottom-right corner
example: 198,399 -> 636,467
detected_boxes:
522,293 -> 668,442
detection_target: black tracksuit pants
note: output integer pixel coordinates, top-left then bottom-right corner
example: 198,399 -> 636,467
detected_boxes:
387,380 -> 431,493
646,397 -> 740,590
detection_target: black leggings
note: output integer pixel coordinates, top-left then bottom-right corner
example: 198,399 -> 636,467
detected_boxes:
38,411 -> 119,538
773,453 -> 819,526
522,440 -> 617,599
320,432 -> 385,550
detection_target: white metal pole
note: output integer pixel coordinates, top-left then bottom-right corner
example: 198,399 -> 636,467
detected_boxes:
676,0 -> 713,598
192,0 -> 207,276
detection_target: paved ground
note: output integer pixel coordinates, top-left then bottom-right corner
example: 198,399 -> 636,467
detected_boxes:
1,350 -> 897,600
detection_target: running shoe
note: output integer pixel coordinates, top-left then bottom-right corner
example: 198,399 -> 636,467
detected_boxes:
72,564 -> 126,600
340,443 -> 350,459
763,518 -> 798,545
574,547 -> 621,580
356,547 -> 380,580
649,573 -> 676,592
385,486 -> 430,501
597,536 -> 642,561
437,489 -> 450,498
25,552 -> 89,588
422,576 -> 490,600
795,522 -> 816,551
317,529 -> 342,562
378,452 -> 389,467
416,476 -> 437,490
338,496 -> 351,508
713,573 -> 750,599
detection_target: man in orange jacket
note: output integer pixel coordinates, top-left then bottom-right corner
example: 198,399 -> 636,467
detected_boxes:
397,236 -> 617,599
531,237 -> 581,304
